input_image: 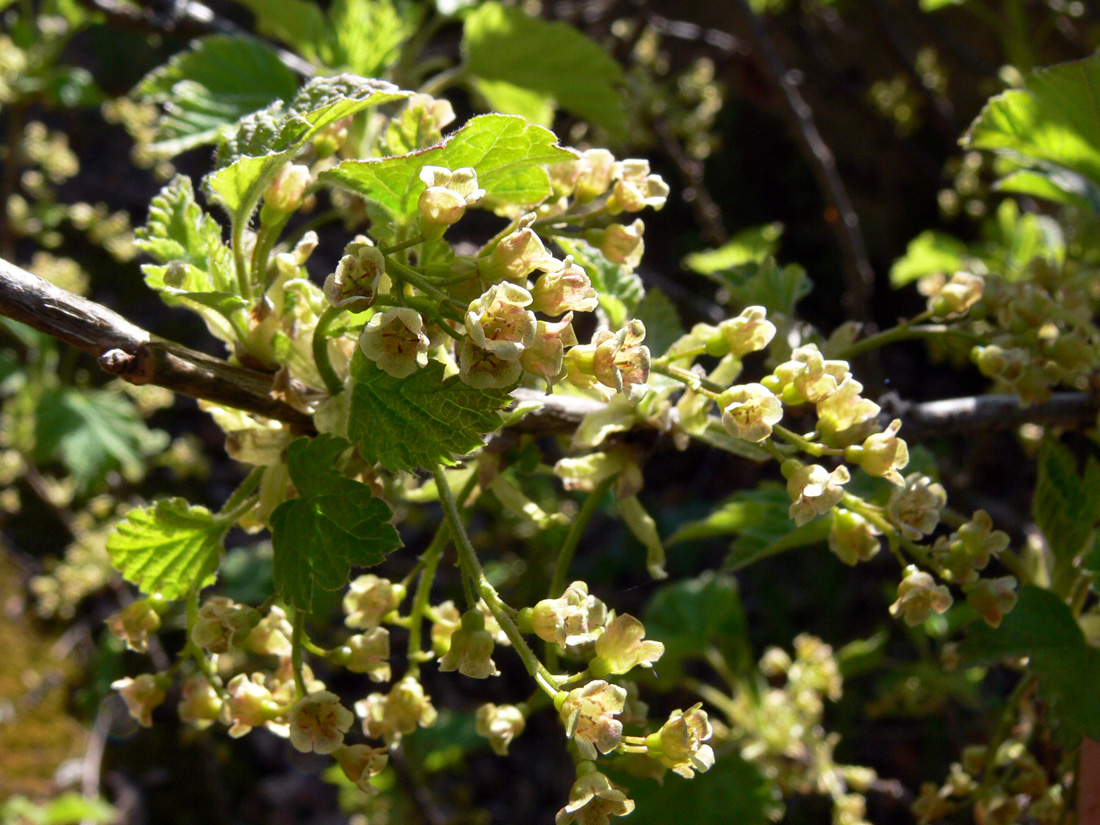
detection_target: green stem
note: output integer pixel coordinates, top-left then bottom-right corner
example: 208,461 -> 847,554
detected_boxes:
406,472 -> 479,678
651,362 -> 724,395
386,257 -> 465,312
218,466 -> 265,517
417,63 -> 468,98
313,305 -> 346,395
836,322 -> 978,361
772,424 -> 843,458
231,219 -> 253,303
251,215 -> 288,293
381,235 -> 426,255
549,475 -> 616,600
432,463 -> 560,695
291,608 -> 307,698
655,344 -> 708,365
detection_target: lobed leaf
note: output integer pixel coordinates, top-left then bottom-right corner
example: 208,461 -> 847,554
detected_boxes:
207,74 -> 410,222
132,35 -> 300,158
34,388 -> 169,493
348,353 -> 512,473
960,585 -> 1100,744
107,499 -> 228,600
889,230 -> 969,287
964,54 -> 1100,208
1032,439 -> 1100,594
682,223 -> 784,276
320,113 -> 576,220
462,2 -> 626,137
270,435 -> 403,613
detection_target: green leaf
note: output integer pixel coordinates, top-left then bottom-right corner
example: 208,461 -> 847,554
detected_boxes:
270,435 -> 403,612
920,0 -> 968,9
555,238 -> 643,327
107,499 -> 228,599
632,288 -> 683,358
964,54 -> 1100,206
668,483 -> 831,571
227,0 -> 329,62
978,198 -> 1065,280
135,175 -> 235,294
681,223 -> 784,275
462,2 -> 625,137
960,585 -> 1100,744
34,389 -> 169,492
643,572 -> 753,680
349,353 -> 512,473
320,113 -> 575,220
996,167 -> 1100,212
207,74 -> 410,222
889,230 -> 969,287
615,755 -> 781,825
132,35 -> 300,158
1033,439 -> 1100,594
471,78 -> 554,127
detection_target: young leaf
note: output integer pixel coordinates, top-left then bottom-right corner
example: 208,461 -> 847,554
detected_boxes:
225,0 -> 329,62
889,230 -> 969,287
320,113 -> 576,220
34,388 -> 169,492
682,223 -> 784,275
206,75 -> 410,223
462,2 -> 626,138
270,435 -> 403,613
132,35 -> 300,158
135,175 -> 234,290
348,353 -> 512,473
963,54 -> 1100,208
107,499 -> 228,600
960,585 -> 1100,744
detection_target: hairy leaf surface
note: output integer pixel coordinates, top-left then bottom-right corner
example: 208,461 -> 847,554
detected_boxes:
107,499 -> 228,600
271,435 -> 402,612
349,353 -> 511,473
320,113 -> 575,219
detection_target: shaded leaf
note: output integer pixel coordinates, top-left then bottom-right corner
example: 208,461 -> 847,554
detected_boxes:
471,78 -> 554,127
632,288 -> 682,358
617,754 -> 781,825
643,572 -> 753,680
107,499 -> 227,600
960,585 -> 1100,744
682,223 -> 783,275
320,113 -> 575,220
349,353 -> 512,473
34,388 -> 168,492
463,2 -> 625,137
133,35 -> 299,158
889,230 -> 969,287
271,435 -> 403,612
1033,439 -> 1100,594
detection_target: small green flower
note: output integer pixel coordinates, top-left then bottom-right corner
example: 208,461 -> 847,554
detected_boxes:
590,614 -> 665,677
718,382 -> 783,442
288,690 -> 354,754
359,307 -> 431,378
476,703 -> 526,755
787,463 -> 850,526
556,764 -> 635,825
890,565 -> 952,626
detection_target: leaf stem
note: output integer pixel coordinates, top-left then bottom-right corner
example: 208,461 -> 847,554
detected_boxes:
651,362 -> 724,395
291,607 -> 307,699
231,218 -> 253,303
313,305 -> 346,395
386,257 -> 465,312
381,235 -> 426,255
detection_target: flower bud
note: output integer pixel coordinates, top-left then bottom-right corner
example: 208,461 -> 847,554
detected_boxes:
572,149 -> 616,202
964,576 -> 1018,627
417,166 -> 484,240
556,765 -> 635,825
645,704 -> 715,778
344,627 -> 391,682
439,609 -> 500,678
930,271 -> 984,317
112,673 -> 166,728
334,744 -> 389,795
356,675 -> 438,746
178,676 -> 221,729
718,306 -> 776,356
718,383 -> 783,442
889,565 -> 952,626
247,605 -> 293,657
590,614 -> 664,677
587,220 -> 645,270
478,213 -> 559,284
972,344 -> 1028,381
531,581 -> 607,649
828,509 -> 881,566
223,673 -> 280,737
264,163 -> 311,213
608,159 -> 669,212
475,703 -> 526,755
930,509 -> 1009,583
106,599 -> 162,653
191,596 -> 260,655
816,376 -> 881,443
845,419 -> 909,485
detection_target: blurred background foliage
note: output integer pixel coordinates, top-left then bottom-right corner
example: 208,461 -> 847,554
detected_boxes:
1,0 -> 1099,823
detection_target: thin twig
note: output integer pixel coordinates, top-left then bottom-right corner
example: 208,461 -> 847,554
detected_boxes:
731,0 -> 876,321
0,256 -> 316,431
